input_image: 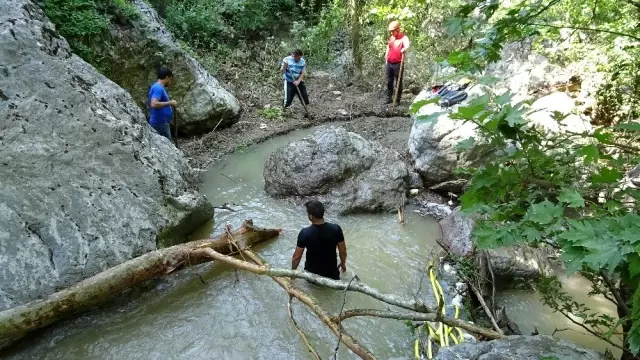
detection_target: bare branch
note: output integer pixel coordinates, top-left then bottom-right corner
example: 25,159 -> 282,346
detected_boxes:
600,271 -> 630,317
335,309 -> 503,340
556,309 -> 627,353
197,248 -> 435,314
333,276 -> 358,359
288,297 -> 322,360
198,248 -> 505,341
218,248 -> 377,360
526,23 -> 640,43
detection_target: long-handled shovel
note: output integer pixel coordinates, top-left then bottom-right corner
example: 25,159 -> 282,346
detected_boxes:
172,106 -> 178,148
391,54 -> 405,115
288,68 -> 311,119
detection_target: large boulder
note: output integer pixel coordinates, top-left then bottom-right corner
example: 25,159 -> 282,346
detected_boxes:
439,209 -> 554,284
408,85 -> 491,187
487,40 -> 573,102
528,92 -> 592,134
94,0 -> 241,135
435,335 -> 608,360
264,126 -> 410,214
0,0 -> 213,311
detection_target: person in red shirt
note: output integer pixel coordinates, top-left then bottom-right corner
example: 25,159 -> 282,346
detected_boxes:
384,20 -> 410,104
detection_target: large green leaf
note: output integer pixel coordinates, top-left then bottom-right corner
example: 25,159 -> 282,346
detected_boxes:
558,188 -> 586,208
590,167 -> 623,184
416,112 -> 445,124
628,253 -> 640,279
525,200 -> 563,225
615,122 -> 640,132
578,144 -> 600,165
409,97 -> 440,115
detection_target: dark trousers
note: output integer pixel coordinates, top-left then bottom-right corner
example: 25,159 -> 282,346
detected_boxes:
386,62 -> 404,102
284,80 -> 309,108
151,122 -> 171,140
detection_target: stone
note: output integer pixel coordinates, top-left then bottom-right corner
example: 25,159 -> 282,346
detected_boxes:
439,207 -> 475,257
408,85 -> 491,186
486,246 -> 554,287
92,0 -> 241,135
263,126 -> 410,214
528,92 -> 592,133
416,204 -> 452,222
0,0 -> 213,310
435,335 -> 608,360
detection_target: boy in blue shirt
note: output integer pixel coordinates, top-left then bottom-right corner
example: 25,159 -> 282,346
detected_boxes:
280,49 -> 310,109
147,68 -> 177,140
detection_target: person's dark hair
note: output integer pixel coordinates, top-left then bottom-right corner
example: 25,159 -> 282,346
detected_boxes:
304,200 -> 324,219
157,67 -> 173,80
292,49 -> 303,56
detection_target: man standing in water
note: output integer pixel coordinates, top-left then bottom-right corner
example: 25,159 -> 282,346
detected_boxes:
148,67 -> 177,140
384,20 -> 410,104
291,200 -> 347,280
280,49 -> 310,110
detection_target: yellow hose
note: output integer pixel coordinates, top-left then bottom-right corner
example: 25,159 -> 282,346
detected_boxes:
414,263 -> 464,359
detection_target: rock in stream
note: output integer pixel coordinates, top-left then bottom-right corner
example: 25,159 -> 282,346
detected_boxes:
263,126 -> 410,214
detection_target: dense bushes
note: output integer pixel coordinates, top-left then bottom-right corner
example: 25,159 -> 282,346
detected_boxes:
44,0 -> 138,64
162,0 -> 297,50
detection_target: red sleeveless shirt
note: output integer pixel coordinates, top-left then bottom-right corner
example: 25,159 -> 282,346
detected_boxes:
387,33 -> 406,64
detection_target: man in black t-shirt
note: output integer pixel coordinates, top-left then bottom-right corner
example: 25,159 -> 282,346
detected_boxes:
291,200 -> 347,280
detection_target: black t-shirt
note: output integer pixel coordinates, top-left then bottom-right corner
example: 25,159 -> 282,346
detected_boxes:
297,222 -> 344,280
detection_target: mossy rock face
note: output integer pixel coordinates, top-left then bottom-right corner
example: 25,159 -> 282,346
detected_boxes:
97,0 -> 241,135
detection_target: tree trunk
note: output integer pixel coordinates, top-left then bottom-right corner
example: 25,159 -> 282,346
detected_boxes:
0,220 -> 281,351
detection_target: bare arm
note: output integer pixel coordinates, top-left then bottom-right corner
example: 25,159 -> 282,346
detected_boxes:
402,36 -> 410,53
280,61 -> 288,74
292,247 -> 304,270
338,242 -> 347,272
150,98 -> 175,109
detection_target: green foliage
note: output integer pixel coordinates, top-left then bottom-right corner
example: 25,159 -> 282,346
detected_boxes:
411,60 -> 639,352
163,0 -> 297,50
44,0 -> 139,64
259,106 -> 284,120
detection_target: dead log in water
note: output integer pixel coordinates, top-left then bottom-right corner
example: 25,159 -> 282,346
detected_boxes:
0,220 -> 281,351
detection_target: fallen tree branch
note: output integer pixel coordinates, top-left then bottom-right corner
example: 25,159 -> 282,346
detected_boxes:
335,309 -> 503,340
0,220 -> 281,351
199,248 -> 505,340
197,249 -> 434,313
212,247 -> 377,360
288,297 -> 322,360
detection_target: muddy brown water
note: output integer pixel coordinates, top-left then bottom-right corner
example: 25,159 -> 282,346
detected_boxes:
2,125 -> 620,359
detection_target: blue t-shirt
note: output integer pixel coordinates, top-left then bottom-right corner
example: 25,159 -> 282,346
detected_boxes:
281,56 -> 306,82
147,82 -> 173,125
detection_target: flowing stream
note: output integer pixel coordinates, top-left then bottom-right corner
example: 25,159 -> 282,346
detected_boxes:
2,125 -> 620,359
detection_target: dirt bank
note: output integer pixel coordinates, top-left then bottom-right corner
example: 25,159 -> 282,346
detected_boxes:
181,70 -> 416,173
